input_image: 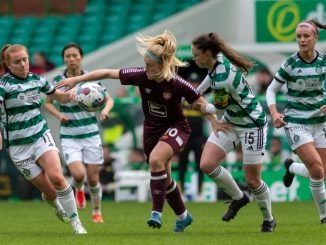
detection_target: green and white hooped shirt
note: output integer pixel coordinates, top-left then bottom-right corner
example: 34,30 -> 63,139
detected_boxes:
198,54 -> 266,128
274,51 -> 326,125
0,72 -> 53,146
52,72 -> 102,139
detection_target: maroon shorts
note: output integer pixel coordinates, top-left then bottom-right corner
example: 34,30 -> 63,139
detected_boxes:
143,124 -> 190,162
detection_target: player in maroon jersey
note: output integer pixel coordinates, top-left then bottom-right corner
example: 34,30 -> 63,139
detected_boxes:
56,30 -> 231,232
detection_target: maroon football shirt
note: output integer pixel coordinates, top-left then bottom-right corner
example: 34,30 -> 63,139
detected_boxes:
119,67 -> 200,133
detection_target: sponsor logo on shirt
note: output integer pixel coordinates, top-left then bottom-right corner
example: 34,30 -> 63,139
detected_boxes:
162,92 -> 171,100
18,90 -> 40,104
176,136 -> 183,146
148,101 -> 167,117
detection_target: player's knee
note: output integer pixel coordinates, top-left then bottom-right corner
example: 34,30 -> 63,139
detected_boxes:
309,161 -> 324,180
246,178 -> 261,190
73,172 -> 86,183
87,177 -> 99,186
148,157 -> 163,170
200,160 -> 216,174
49,174 -> 66,188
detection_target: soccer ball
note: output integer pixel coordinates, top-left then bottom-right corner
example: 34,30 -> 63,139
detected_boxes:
75,82 -> 106,112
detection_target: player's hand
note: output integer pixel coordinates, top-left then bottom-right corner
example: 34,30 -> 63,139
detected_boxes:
210,119 -> 233,133
320,105 -> 326,114
58,113 -> 69,124
100,111 -> 109,121
56,78 -> 78,91
68,88 -> 77,102
271,111 -> 286,128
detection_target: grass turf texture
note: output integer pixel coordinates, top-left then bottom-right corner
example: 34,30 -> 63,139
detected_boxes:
0,201 -> 325,244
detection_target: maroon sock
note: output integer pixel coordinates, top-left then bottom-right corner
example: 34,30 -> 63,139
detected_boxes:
166,179 -> 186,215
150,170 -> 167,213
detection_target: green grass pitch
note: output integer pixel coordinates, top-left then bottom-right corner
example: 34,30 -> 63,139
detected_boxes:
0,201 -> 325,244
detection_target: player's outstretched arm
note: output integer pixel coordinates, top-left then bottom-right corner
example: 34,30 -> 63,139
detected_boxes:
192,96 -> 232,133
100,92 -> 114,121
56,69 -> 120,90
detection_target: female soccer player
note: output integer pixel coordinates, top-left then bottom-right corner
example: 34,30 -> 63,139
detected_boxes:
0,44 -> 87,234
192,32 -> 275,232
56,30 -> 227,232
266,19 -> 326,224
44,43 -> 114,223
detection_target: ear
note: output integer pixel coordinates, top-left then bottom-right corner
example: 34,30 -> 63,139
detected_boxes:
204,50 -> 213,58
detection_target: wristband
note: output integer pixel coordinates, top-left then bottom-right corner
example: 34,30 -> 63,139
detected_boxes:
205,103 -> 216,114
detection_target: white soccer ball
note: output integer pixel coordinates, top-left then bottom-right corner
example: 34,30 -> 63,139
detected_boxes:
75,82 -> 106,112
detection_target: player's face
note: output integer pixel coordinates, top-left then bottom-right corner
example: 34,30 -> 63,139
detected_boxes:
296,27 -> 317,53
191,45 -> 209,69
144,55 -> 162,81
7,50 -> 29,78
63,47 -> 82,71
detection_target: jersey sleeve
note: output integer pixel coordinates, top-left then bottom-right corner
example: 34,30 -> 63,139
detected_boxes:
196,75 -> 210,94
119,67 -> 145,86
40,76 -> 55,95
274,60 -> 292,84
175,76 -> 201,104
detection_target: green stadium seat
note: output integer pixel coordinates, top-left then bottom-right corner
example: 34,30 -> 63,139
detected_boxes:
48,53 -> 63,67
62,14 -> 81,26
99,32 -> 122,46
0,28 -> 11,46
54,26 -> 79,45
30,37 -> 53,54
176,0 -> 200,11
81,13 -> 105,26
125,14 -> 147,34
0,16 -> 15,44
149,12 -> 168,24
84,0 -> 107,14
107,4 -> 130,19
0,16 -> 14,28
77,43 -> 96,54
9,16 -> 38,46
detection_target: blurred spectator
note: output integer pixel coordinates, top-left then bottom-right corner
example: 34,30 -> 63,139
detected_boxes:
0,65 -> 5,77
128,147 -> 147,170
265,136 -> 292,171
0,44 -> 10,77
255,67 -> 273,96
30,52 -> 55,75
99,145 -> 115,198
177,72 -> 206,200
115,86 -> 128,97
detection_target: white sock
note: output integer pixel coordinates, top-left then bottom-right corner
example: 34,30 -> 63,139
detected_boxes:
89,183 -> 102,215
71,179 -> 84,190
151,211 -> 162,217
57,185 -> 79,221
177,210 -> 188,221
42,193 -> 64,211
310,178 -> 326,220
208,166 -> 243,200
289,162 -> 309,178
252,182 -> 273,221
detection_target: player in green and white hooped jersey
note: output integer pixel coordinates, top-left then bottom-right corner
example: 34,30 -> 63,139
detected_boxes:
266,19 -> 326,224
192,33 -> 275,232
0,44 -> 87,234
44,43 -> 114,223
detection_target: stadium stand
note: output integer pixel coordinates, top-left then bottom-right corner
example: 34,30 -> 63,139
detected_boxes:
0,0 -> 202,66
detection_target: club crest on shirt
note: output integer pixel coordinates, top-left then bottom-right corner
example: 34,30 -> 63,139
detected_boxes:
315,66 -> 322,73
163,92 -> 171,100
